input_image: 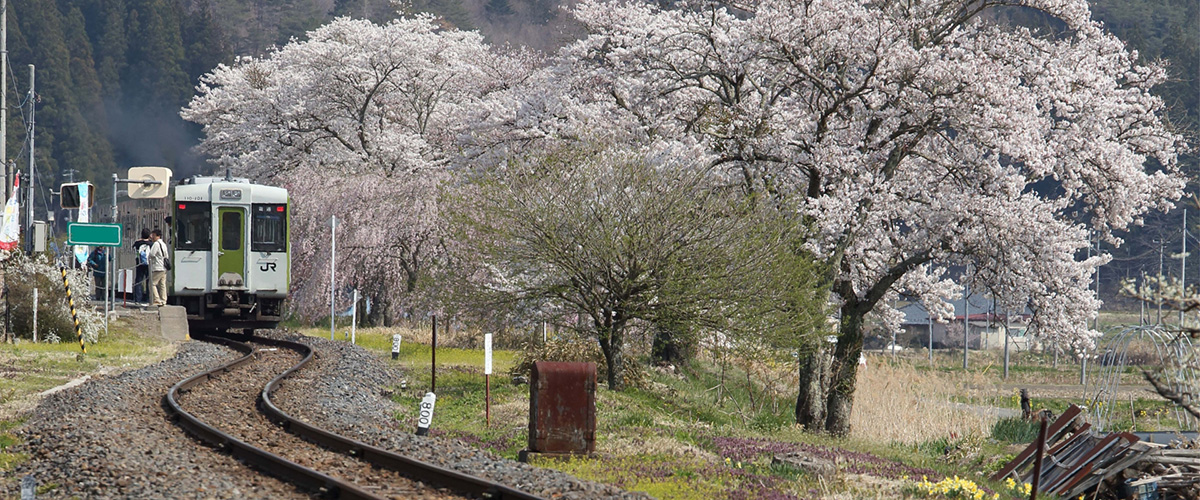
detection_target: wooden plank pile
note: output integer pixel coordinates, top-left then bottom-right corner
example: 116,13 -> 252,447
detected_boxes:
991,404 -> 1200,499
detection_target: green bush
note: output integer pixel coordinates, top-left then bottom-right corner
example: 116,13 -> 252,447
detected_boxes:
2,252 -> 101,343
616,412 -> 654,427
749,410 -> 792,432
914,436 -> 950,458
992,417 -> 1040,443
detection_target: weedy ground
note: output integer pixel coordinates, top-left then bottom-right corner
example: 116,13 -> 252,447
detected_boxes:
0,313 -> 175,477
0,312 -> 1161,499
298,325 -> 1097,499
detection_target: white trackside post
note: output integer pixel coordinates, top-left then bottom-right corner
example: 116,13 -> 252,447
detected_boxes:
31,287 -> 36,342
351,288 -> 358,344
485,333 -> 492,428
329,215 -> 336,340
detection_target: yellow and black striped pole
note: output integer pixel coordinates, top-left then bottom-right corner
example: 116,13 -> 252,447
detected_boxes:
60,266 -> 85,353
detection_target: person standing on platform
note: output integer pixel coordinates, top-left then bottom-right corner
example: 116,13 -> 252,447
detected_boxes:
148,229 -> 169,307
87,247 -> 107,300
132,228 -> 151,306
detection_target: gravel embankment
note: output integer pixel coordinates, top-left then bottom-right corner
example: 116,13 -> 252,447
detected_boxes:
2,331 -> 647,499
0,341 -> 312,499
266,331 -> 647,500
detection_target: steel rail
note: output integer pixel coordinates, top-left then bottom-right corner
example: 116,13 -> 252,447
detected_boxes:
169,333 -> 546,500
253,335 -> 545,500
164,334 -> 386,500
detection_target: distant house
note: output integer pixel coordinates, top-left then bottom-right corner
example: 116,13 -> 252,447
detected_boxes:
897,294 -> 1033,351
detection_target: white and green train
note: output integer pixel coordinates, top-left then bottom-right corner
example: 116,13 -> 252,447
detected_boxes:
171,175 -> 289,334
118,173 -> 290,334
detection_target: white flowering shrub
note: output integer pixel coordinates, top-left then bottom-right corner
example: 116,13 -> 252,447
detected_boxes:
1,251 -> 101,343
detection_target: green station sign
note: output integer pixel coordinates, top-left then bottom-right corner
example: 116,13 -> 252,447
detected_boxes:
68,223 -> 122,246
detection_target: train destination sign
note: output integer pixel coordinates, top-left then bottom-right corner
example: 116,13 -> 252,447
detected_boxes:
68,223 -> 122,247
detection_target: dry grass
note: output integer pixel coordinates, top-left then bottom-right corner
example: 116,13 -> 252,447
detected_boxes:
850,359 -> 997,445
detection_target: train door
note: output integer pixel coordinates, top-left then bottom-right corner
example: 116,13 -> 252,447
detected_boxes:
217,207 -> 246,287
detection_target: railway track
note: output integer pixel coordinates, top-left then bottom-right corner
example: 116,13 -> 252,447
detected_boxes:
164,333 -> 544,500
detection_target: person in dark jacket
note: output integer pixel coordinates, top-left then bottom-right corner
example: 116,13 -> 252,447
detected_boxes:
87,247 -> 107,300
132,228 -> 151,305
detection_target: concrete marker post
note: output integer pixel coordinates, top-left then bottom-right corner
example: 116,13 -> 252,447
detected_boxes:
416,392 -> 436,436
20,475 -> 34,500
391,334 -> 401,360
31,287 -> 35,342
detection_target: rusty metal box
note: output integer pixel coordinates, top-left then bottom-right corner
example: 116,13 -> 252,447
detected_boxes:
527,361 -> 596,455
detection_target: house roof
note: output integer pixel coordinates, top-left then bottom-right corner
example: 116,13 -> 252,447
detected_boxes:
899,293 -> 1030,324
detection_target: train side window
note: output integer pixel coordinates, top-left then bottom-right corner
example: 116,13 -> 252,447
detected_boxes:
175,202 -> 212,251
252,204 -> 287,253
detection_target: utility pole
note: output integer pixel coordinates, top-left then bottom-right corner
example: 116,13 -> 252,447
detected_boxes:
2,0 -> 8,200
1159,239 -> 1164,324
1182,208 -> 1187,328
23,64 -> 32,254
329,215 -> 337,340
1003,306 -> 1010,380
1082,231 -> 1096,387
963,268 -> 970,370
1141,270 -> 1146,325
927,304 -> 933,366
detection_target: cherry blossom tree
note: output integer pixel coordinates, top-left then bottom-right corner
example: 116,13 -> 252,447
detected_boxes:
182,16 -> 537,323
559,0 -> 1188,433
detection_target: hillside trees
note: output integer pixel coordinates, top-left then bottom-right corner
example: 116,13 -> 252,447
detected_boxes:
182,16 -> 536,324
562,0 -> 1187,434
0,0 -> 235,207
5,0 -> 114,183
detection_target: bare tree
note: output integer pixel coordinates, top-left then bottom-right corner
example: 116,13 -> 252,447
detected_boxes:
447,142 -> 826,389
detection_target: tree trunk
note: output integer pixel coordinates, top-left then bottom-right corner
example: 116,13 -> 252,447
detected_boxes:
651,320 -> 691,366
597,325 -> 625,390
795,343 -> 831,429
405,267 -> 418,293
365,292 -> 385,327
825,304 -> 865,435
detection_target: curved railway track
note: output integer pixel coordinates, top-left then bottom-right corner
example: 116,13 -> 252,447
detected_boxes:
164,333 -> 544,500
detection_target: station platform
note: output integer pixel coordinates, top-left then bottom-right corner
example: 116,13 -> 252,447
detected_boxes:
85,299 -> 190,342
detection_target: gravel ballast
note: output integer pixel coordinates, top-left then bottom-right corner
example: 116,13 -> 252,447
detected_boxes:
0,341 -> 313,499
1,332 -> 647,499
266,331 -> 646,500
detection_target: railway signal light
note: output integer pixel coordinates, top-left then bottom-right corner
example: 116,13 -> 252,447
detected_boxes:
59,182 -> 94,209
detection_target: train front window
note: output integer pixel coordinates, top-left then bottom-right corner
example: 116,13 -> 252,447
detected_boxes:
252,204 -> 287,253
175,202 -> 211,251
221,211 -> 243,251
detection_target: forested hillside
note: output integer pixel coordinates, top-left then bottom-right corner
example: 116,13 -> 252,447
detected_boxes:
5,0 -> 1197,305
